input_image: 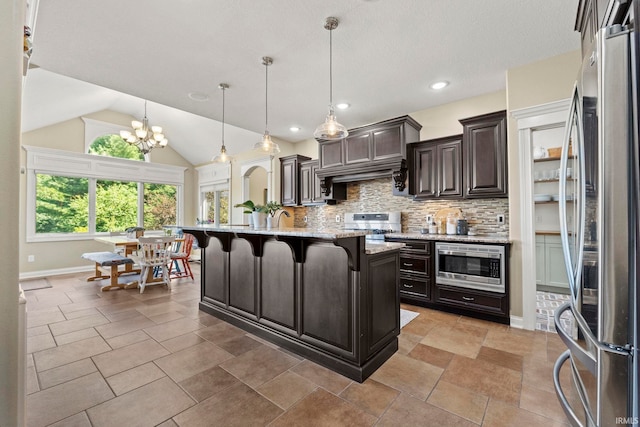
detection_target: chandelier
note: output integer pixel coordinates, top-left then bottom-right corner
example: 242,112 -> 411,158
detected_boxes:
314,17 -> 348,140
254,56 -> 281,155
120,100 -> 168,154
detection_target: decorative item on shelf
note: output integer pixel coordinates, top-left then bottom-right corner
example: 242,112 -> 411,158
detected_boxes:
533,146 -> 548,159
120,100 -> 168,154
212,83 -> 232,163
314,17 -> 349,140
23,26 -> 33,58
254,57 -> 281,155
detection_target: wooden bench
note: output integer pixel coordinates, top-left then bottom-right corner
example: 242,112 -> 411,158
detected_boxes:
82,251 -> 138,291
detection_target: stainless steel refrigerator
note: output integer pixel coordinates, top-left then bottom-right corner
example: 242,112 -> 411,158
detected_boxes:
553,3 -> 639,426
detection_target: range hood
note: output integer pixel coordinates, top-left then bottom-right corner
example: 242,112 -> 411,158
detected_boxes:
315,115 -> 421,193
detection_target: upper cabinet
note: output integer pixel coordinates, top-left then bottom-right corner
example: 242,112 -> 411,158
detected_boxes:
300,159 -> 346,206
408,135 -> 463,199
280,155 -> 311,206
317,116 -> 421,183
460,110 -> 508,198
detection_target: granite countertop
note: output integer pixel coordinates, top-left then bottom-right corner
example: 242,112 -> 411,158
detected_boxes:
385,232 -> 511,244
365,241 -> 405,255
181,225 -> 369,240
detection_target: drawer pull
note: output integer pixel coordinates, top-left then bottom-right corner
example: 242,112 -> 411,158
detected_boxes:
403,263 -> 414,267
402,284 -> 414,288
462,296 -> 475,302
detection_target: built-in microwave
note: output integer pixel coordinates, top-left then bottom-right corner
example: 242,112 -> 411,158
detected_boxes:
435,242 -> 506,293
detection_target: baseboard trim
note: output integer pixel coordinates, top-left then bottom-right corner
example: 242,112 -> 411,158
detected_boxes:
20,266 -> 93,281
510,315 -> 524,329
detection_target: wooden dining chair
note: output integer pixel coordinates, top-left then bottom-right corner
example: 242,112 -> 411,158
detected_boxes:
135,236 -> 174,293
168,233 -> 195,280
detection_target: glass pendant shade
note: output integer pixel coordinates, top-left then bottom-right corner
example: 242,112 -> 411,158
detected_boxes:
253,56 -> 281,155
314,17 -> 348,140
253,131 -> 281,154
212,83 -> 232,163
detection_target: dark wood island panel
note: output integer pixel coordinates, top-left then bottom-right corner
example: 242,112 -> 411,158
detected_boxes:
182,227 -> 401,382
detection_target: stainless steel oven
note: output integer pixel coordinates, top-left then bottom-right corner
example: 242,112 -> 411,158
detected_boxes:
435,242 -> 506,293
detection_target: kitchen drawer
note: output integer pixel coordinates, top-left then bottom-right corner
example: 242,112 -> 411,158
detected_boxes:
399,255 -> 430,275
387,238 -> 432,254
399,276 -> 429,298
436,286 -> 508,317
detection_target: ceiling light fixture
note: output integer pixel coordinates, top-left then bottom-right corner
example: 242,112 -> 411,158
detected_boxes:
336,103 -> 350,110
254,56 -> 281,155
212,83 -> 232,163
430,81 -> 449,90
290,126 -> 300,132
314,16 -> 348,140
120,100 -> 168,155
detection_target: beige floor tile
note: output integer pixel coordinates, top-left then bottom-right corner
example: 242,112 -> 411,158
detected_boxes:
476,345 -> 524,372
179,366 -> 242,402
195,321 -> 246,344
339,378 -> 400,417
483,328 -> 537,356
26,372 -> 114,427
147,310 -> 185,324
33,336 -> 110,372
370,353 -> 443,400
377,393 -> 477,427
155,420 -> 178,427
483,398 -> 569,427
397,331 -> 422,355
407,343 -> 455,369
155,341 -> 234,383
288,359 -> 353,395
256,371 -> 317,410
54,327 -> 99,346
62,307 -> 101,320
106,362 -> 166,396
441,355 -> 522,406
38,358 -> 97,389
27,325 -> 50,337
27,307 -> 65,328
519,384 -> 569,423
92,339 -> 170,377
101,308 -> 143,323
136,301 -> 189,318
420,323 -> 487,358
427,380 -> 489,424
26,366 -> 39,395
270,388 -> 376,427
221,345 -> 301,389
48,411 -> 92,427
94,315 -> 156,340
104,329 -> 150,349
143,317 -> 203,342
174,382 -> 282,427
48,313 -> 110,336
399,316 -> 438,337
86,377 -> 194,427
214,334 -> 263,356
159,331 -> 205,353
27,332 -> 56,353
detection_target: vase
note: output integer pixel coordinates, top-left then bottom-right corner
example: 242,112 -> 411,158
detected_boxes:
266,217 -> 273,229
251,211 -> 267,229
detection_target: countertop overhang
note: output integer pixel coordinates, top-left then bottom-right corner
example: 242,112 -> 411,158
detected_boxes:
181,225 -> 368,240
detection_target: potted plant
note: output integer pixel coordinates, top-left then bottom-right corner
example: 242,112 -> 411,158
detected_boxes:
233,200 -> 267,228
263,201 -> 290,229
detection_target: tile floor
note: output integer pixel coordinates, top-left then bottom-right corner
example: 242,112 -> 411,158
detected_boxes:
24,267 -> 573,426
536,291 -> 572,333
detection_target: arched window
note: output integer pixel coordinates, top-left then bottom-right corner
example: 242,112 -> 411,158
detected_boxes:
88,134 -> 145,161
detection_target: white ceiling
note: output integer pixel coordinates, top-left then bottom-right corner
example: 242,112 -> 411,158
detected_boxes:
24,0 -> 580,165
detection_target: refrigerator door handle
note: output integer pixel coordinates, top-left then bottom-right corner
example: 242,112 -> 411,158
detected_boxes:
554,350 -> 596,427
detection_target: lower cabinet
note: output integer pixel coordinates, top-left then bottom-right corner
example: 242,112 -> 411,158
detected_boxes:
536,234 -> 570,293
435,286 -> 509,318
386,238 -> 432,303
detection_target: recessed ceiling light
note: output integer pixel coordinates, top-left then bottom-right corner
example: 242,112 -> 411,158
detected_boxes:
336,103 -> 350,110
188,92 -> 210,101
430,81 -> 449,90
290,126 -> 300,132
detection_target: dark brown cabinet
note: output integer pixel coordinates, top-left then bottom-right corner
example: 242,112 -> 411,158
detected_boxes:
300,159 -> 346,205
280,154 -> 311,206
408,135 -> 463,199
386,238 -> 433,303
460,110 -> 508,198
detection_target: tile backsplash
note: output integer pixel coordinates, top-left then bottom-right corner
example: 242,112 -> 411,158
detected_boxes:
293,178 -> 509,236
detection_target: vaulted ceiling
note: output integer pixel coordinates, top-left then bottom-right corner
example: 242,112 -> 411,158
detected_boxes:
23,0 -> 580,165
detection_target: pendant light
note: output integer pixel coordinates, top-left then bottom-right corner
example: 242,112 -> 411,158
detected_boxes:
212,83 -> 232,163
254,56 -> 281,155
314,16 -> 348,140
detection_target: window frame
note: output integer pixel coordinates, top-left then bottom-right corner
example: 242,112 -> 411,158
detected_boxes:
196,163 -> 231,226
24,145 -> 186,242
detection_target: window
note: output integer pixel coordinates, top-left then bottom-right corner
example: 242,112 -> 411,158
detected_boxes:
200,188 -> 228,225
25,145 -> 186,242
88,134 -> 145,161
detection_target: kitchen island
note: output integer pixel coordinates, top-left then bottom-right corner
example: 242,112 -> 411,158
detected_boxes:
181,226 -> 402,382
